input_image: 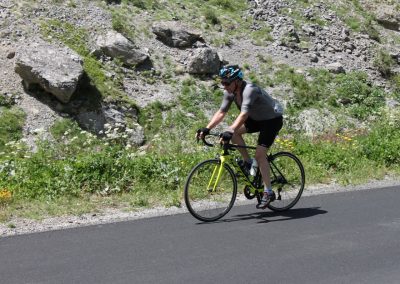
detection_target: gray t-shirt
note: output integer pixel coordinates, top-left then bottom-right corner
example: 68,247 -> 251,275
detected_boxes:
220,81 -> 283,121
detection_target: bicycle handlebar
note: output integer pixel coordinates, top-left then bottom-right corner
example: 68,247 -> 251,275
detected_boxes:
197,132 -> 256,150
197,132 -> 219,147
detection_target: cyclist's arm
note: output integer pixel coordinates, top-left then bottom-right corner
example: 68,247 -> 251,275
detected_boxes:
206,110 -> 226,129
228,111 -> 248,132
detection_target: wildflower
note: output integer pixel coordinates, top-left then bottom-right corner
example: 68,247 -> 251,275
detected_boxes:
0,189 -> 12,200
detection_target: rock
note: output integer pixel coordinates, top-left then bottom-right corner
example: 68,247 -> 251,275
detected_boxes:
374,4 -> 400,31
76,110 -> 106,133
310,54 -> 319,63
6,51 -> 15,59
152,21 -> 204,48
294,108 -> 338,136
14,41 -> 84,103
95,30 -> 149,66
326,62 -> 345,74
186,48 -> 220,75
76,105 -> 144,145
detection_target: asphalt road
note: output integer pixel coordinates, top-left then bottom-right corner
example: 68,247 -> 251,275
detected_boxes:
1,186 -> 400,284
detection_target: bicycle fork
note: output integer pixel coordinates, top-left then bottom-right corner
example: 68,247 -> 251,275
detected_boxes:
207,157 -> 227,193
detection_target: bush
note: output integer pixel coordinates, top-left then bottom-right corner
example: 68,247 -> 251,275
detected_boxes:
374,49 -> 396,77
124,0 -> 159,9
0,107 -> 25,152
203,8 -> 220,25
360,120 -> 400,165
0,94 -> 17,107
334,72 -> 385,119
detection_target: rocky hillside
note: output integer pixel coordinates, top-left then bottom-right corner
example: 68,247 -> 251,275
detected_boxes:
0,0 -> 399,150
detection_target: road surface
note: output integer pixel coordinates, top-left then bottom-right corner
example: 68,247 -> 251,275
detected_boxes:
1,186 -> 400,283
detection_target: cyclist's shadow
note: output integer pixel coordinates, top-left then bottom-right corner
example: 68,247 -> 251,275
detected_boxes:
206,207 -> 327,224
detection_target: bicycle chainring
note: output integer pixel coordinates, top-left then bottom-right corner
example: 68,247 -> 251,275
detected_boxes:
243,185 -> 256,199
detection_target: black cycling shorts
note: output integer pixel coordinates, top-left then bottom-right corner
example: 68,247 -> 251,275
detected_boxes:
245,116 -> 283,148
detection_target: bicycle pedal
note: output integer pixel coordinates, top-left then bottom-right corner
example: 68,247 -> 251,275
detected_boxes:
256,203 -> 268,210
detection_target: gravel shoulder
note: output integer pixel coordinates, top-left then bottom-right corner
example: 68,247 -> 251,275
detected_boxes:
1,178 -> 400,237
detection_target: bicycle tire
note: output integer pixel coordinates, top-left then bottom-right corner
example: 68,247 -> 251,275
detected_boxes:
184,159 -> 237,222
267,152 -> 305,212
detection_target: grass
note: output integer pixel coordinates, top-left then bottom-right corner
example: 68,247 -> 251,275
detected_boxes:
1,0 -> 400,223
108,0 -> 251,46
0,107 -> 26,152
1,110 -> 399,222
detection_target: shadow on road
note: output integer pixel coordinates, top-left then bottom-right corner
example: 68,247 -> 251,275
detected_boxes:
198,207 -> 327,224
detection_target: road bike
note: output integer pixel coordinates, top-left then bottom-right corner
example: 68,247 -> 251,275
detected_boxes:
184,133 -> 305,222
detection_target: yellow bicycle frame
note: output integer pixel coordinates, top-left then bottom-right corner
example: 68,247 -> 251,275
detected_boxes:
207,151 -> 262,194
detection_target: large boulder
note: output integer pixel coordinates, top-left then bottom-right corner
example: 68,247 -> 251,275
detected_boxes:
95,30 -> 149,66
15,41 -> 84,103
293,108 -> 338,136
152,21 -> 204,48
76,104 -> 145,146
186,48 -> 220,75
374,4 -> 400,31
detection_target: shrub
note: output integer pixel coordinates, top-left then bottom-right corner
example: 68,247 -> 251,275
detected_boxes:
203,7 -> 220,25
360,120 -> 400,165
0,93 -> 17,107
374,49 -> 396,77
0,107 -> 25,152
124,0 -> 159,9
334,72 -> 385,119
251,26 -> 273,45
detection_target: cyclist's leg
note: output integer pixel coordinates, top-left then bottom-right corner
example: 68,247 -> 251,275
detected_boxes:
256,144 -> 276,208
231,124 -> 251,162
256,116 -> 283,205
255,144 -> 271,188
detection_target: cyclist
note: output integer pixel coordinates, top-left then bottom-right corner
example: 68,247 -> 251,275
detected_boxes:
197,65 -> 283,209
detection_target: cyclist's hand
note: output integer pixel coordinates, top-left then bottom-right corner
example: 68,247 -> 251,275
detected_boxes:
219,131 -> 233,143
196,127 -> 210,140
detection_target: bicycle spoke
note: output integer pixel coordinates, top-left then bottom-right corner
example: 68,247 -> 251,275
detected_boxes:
268,152 -> 305,211
184,159 -> 237,222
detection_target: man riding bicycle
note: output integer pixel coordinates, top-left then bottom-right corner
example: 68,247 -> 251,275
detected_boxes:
197,65 -> 284,209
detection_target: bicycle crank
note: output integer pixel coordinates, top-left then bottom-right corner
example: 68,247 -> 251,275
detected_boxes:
243,185 -> 256,199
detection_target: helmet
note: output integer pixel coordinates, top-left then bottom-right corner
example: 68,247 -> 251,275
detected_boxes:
219,65 -> 243,83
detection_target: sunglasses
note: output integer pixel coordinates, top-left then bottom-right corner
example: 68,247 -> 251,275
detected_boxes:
221,80 -> 232,86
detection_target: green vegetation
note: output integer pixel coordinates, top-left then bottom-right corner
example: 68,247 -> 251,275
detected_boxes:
1,0 -> 400,223
2,66 -> 399,209
374,49 -> 396,77
251,25 -> 274,46
0,107 -> 25,153
253,62 -> 386,120
108,0 -> 250,46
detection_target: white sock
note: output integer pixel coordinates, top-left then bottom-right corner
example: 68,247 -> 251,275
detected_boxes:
264,186 -> 273,194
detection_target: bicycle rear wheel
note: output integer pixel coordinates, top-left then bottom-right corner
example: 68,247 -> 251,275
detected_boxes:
267,152 -> 305,212
184,159 -> 237,222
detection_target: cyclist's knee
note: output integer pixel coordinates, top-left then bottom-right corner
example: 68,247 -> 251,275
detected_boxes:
231,133 -> 243,143
255,146 -> 267,161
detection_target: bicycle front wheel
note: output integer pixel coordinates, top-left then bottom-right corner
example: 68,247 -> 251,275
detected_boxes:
184,159 -> 237,222
267,152 -> 305,212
